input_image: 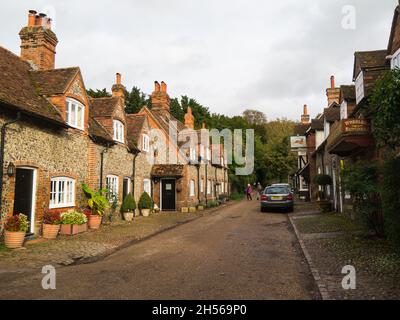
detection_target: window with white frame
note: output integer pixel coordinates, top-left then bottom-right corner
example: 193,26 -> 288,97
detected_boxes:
66,98 -> 85,130
200,145 -> 205,160
113,120 -> 124,143
106,175 -> 119,200
391,48 -> 400,69
142,134 -> 150,152
225,182 -> 228,194
200,178 -> 204,193
206,148 -> 211,161
207,179 -> 211,194
50,177 -> 75,209
143,179 -> 151,196
355,71 -> 364,105
189,180 -> 195,196
221,182 -> 224,194
189,147 -> 197,162
340,100 -> 348,120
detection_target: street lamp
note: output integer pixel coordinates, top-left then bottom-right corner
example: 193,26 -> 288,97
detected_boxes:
7,162 -> 15,177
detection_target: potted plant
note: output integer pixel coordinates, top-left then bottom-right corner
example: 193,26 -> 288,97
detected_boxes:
82,184 -> 109,229
121,193 -> 136,221
314,174 -> 333,213
197,202 -> 205,211
3,214 -> 29,249
60,210 -> 88,235
138,192 -> 153,217
42,211 -> 61,240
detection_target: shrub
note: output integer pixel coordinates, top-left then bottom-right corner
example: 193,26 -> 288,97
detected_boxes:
121,193 -> 136,212
381,154 -> 400,247
138,192 -> 153,210
61,210 -> 88,225
4,214 -> 29,232
82,184 -> 109,216
229,193 -> 245,201
341,161 -> 384,237
314,174 -> 332,186
206,201 -> 218,208
42,211 -> 61,225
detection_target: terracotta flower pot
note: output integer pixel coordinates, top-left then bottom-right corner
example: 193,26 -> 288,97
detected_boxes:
123,211 -> 134,222
60,223 -> 88,235
4,231 -> 25,249
88,215 -> 102,229
42,224 -> 60,240
141,209 -> 151,217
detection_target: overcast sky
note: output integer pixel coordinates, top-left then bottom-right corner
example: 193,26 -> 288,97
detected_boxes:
1,0 -> 397,120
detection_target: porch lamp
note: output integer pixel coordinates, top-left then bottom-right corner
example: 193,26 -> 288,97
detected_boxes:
7,162 -> 15,177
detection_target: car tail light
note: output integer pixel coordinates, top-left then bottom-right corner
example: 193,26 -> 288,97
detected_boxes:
287,194 -> 294,201
261,195 -> 268,201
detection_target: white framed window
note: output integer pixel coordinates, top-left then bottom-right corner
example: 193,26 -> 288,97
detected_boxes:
50,177 -> 75,209
207,179 -> 211,194
143,179 -> 151,196
355,71 -> 364,105
391,48 -> 400,69
66,98 -> 85,130
340,100 -> 348,120
189,180 -> 195,196
225,182 -> 228,194
113,120 -> 124,143
206,148 -> 211,161
200,145 -> 205,160
189,147 -> 197,162
106,175 -> 119,200
142,134 -> 150,152
221,182 -> 224,194
200,178 -> 204,193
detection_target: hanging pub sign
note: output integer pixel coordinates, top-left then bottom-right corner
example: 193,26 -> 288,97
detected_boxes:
290,136 -> 307,149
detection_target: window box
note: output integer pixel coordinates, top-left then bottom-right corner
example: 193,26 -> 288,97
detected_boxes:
60,223 -> 88,235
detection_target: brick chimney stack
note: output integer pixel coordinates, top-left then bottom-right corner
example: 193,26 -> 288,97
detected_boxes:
326,75 -> 340,106
19,10 -> 58,70
151,81 -> 170,116
301,104 -> 310,124
112,73 -> 126,103
184,107 -> 195,129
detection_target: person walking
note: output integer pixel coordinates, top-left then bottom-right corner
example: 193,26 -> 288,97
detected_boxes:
256,182 -> 263,200
246,184 -> 253,201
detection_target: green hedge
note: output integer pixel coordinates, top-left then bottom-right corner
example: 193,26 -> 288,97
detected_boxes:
121,193 -> 136,213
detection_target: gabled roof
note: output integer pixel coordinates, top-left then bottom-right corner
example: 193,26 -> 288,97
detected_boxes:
0,46 -> 65,125
30,67 -> 79,96
311,118 -> 324,131
151,109 -> 187,134
294,123 -> 309,136
126,114 -> 147,149
388,3 -> 400,55
340,85 -> 356,102
353,50 -> 389,80
88,117 -> 114,143
323,106 -> 340,123
90,97 -> 120,118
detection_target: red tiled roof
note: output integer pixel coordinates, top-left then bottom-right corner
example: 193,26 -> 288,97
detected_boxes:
30,67 -> 79,96
90,97 -> 120,117
88,116 -> 114,143
0,46 -> 64,124
126,114 -> 146,149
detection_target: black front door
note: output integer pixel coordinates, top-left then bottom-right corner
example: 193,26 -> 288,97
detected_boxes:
161,179 -> 176,211
13,168 -> 34,232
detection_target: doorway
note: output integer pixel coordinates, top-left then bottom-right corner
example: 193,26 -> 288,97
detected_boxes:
123,177 -> 130,200
161,179 -> 176,211
13,167 -> 37,234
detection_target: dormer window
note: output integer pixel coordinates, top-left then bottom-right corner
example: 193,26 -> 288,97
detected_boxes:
66,98 -> 85,130
142,134 -> 150,152
113,120 -> 124,143
391,48 -> 400,69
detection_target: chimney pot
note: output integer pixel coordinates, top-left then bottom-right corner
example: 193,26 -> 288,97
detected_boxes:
154,81 -> 161,92
330,76 -> 335,89
116,73 -> 121,85
28,10 -> 37,27
161,81 -> 167,93
303,104 -> 308,115
202,123 -> 206,129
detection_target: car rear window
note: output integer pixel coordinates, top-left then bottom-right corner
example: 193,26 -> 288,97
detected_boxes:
265,187 -> 289,195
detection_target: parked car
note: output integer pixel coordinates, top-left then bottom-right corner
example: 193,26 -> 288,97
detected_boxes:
260,186 -> 294,213
272,183 -> 294,194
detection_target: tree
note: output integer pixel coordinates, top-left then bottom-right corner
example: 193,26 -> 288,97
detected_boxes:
242,109 -> 267,126
87,88 -> 111,98
125,86 -> 150,114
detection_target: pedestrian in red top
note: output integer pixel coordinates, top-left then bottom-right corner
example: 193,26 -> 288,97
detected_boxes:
246,184 -> 253,201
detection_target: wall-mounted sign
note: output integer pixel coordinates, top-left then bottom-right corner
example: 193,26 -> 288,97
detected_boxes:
290,136 -> 307,149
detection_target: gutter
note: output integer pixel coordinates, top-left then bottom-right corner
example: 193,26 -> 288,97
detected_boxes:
0,112 -> 21,211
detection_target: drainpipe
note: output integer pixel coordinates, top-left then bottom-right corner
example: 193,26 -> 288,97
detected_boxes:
131,151 -> 140,198
196,159 -> 201,204
205,161 -> 208,206
99,144 -> 110,190
0,112 -> 21,210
